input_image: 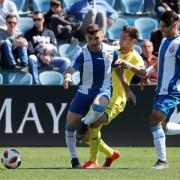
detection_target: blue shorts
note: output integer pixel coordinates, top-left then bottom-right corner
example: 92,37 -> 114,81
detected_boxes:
153,94 -> 180,120
69,90 -> 111,116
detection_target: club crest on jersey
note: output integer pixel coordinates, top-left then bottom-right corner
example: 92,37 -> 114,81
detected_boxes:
169,45 -> 175,53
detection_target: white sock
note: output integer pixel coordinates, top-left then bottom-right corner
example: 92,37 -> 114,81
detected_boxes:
151,126 -> 166,161
165,122 -> 180,135
65,130 -> 78,159
84,110 -> 103,125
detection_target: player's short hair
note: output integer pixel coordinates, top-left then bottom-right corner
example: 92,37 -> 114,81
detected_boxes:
160,11 -> 179,26
86,24 -> 102,35
6,14 -> 18,21
122,25 -> 139,40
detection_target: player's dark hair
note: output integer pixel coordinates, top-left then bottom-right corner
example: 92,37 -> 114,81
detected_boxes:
160,11 -> 179,26
86,24 -> 102,35
122,25 -> 139,40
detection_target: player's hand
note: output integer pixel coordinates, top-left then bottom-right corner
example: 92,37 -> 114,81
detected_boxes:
115,59 -> 130,69
63,77 -> 72,89
126,90 -> 136,105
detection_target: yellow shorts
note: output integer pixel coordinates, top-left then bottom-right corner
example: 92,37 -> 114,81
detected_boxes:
103,98 -> 126,126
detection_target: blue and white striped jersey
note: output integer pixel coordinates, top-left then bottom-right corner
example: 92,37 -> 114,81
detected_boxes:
70,43 -> 119,94
156,35 -> 180,95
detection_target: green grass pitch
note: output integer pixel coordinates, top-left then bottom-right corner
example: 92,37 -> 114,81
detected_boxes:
0,147 -> 180,180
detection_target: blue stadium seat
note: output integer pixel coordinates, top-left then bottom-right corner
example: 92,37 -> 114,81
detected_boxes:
134,44 -> 142,54
58,44 -> 81,60
144,0 -> 156,13
18,17 -> 33,33
107,18 -> 128,41
135,18 -> 158,40
0,73 -> 3,84
39,71 -> 64,85
62,0 -> 78,7
11,0 -> 30,15
7,72 -> 33,85
120,0 -> 145,15
104,0 -> 116,7
32,0 -> 50,13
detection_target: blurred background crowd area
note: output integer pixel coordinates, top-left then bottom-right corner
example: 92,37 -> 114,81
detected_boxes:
0,0 -> 179,85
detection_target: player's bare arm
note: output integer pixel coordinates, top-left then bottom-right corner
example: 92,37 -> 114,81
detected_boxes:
116,59 -> 147,78
63,67 -> 76,89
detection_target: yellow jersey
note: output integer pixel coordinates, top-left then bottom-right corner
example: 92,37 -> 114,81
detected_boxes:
104,48 -> 144,123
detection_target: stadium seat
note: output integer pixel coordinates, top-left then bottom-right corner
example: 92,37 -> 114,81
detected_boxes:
62,0 -> 79,7
11,0 -> 30,15
39,71 -> 64,85
134,18 -> 158,40
120,0 -> 145,15
104,0 -> 116,7
7,72 -> 33,85
18,17 -> 33,33
107,18 -> 128,41
32,0 -> 50,13
134,44 -> 142,54
0,73 -> 3,84
58,44 -> 81,60
144,0 -> 156,13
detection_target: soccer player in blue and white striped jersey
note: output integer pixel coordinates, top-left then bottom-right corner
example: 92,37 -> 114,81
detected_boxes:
149,11 -> 180,170
63,24 -> 121,168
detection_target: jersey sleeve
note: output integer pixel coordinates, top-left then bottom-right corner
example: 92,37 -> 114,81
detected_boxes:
70,50 -> 84,71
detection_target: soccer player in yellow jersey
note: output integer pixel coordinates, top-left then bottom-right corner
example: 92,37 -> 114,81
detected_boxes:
80,25 -> 147,169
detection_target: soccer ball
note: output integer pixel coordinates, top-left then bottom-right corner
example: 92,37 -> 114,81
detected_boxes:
1,148 -> 21,169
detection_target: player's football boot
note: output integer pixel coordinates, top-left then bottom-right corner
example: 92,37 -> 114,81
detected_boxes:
152,159 -> 169,170
81,160 -> 99,169
102,150 -> 120,167
71,158 -> 81,169
76,121 -> 89,141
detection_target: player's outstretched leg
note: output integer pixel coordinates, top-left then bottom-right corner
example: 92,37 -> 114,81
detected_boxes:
99,139 -> 120,167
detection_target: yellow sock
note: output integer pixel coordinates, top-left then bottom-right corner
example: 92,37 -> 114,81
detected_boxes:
89,127 -> 101,162
99,139 -> 114,158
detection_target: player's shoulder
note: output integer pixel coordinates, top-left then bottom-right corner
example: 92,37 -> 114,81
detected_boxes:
131,49 -> 143,60
130,49 -> 144,66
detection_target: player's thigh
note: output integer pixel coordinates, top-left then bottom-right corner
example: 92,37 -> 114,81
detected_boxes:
66,111 -> 83,127
150,95 -> 180,126
69,92 -> 95,116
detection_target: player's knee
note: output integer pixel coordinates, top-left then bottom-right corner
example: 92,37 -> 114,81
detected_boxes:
149,118 -> 163,126
65,123 -> 76,132
91,104 -> 105,119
